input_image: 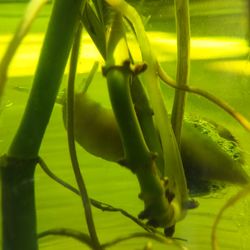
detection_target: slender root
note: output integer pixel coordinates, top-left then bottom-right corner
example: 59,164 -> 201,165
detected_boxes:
102,232 -> 183,249
66,23 -> 102,249
37,157 -> 159,234
38,228 -> 94,249
38,229 -> 184,249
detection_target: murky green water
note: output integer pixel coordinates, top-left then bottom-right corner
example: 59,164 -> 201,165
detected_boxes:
1,1 -> 250,249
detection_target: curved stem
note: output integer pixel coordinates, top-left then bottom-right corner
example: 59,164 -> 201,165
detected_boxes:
1,1 -> 83,250
38,228 -> 184,249
105,13 -> 181,229
171,0 -> 190,145
8,0 -> 83,158
66,24 -> 102,250
105,14 -> 151,169
38,228 -> 94,249
38,157 -> 156,233
158,64 -> 250,132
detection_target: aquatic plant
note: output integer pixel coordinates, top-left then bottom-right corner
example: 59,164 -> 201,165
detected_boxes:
0,0 -> 249,249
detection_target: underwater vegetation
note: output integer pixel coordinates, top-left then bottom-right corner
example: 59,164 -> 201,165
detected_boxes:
62,90 -> 249,196
0,0 -> 250,249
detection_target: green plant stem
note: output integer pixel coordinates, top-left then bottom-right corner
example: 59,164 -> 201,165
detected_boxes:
105,14 -> 175,228
171,0 -> 190,145
1,155 -> 38,250
130,77 -> 164,172
106,0 -> 188,224
81,1 -> 163,169
105,14 -> 151,168
82,2 -> 165,171
8,0 -> 83,158
66,24 -> 102,250
1,1 -> 83,250
106,67 -> 151,168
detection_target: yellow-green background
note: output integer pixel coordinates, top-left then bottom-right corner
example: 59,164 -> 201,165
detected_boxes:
0,1 -> 250,249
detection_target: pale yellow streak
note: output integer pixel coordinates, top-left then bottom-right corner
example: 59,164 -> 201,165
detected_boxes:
0,33 -> 103,77
0,32 -> 248,77
208,60 -> 250,76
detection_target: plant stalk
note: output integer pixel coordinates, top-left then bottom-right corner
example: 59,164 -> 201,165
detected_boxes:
1,156 -> 38,250
105,14 -> 174,228
105,0 -> 188,222
8,0 -> 83,158
1,1 -> 83,250
171,0 -> 191,145
66,23 -> 102,250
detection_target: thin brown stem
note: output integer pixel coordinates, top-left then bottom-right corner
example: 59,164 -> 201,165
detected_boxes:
38,228 -> 94,248
38,229 -> 185,249
157,64 -> 250,132
38,156 -> 156,234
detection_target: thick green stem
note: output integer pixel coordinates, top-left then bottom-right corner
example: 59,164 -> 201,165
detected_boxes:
105,14 -> 175,228
105,14 -> 151,169
106,0 -> 188,209
106,56 -> 174,228
171,0 -> 190,145
131,75 -> 164,175
1,1 -> 83,250
8,0 -> 83,158
106,68 -> 152,168
1,156 -> 38,250
136,164 -> 174,228
82,2 -> 165,172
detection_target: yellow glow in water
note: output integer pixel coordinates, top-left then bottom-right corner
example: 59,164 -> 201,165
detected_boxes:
0,33 -> 103,77
190,38 -> 248,59
0,32 -> 248,76
148,32 -> 248,60
208,60 -> 250,76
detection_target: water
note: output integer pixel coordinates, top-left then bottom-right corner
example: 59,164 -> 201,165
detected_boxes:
1,1 -> 250,249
